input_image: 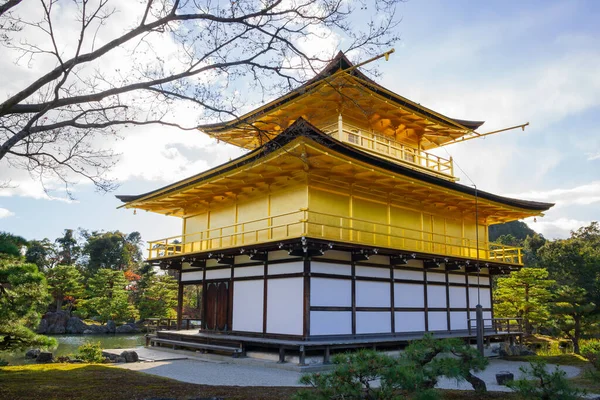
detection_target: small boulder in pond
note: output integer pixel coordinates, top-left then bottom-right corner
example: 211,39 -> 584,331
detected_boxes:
107,320 -> 116,333
66,317 -> 88,334
116,324 -> 135,334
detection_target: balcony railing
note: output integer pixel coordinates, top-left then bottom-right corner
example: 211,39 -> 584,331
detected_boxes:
322,122 -> 455,180
147,209 -> 522,265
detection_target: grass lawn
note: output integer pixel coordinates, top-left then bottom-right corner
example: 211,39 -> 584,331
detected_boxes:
0,363 -> 524,400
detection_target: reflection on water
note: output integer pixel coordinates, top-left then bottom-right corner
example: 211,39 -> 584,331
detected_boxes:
2,334 -> 146,365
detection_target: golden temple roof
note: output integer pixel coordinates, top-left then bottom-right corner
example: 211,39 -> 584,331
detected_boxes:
198,52 -> 485,151
118,119 -> 553,223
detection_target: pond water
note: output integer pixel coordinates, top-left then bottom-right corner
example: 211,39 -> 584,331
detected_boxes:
2,333 -> 146,365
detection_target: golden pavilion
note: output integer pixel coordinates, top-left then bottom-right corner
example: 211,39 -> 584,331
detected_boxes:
117,51 -> 553,361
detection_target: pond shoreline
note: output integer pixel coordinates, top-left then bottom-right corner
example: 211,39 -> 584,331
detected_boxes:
3,333 -> 146,365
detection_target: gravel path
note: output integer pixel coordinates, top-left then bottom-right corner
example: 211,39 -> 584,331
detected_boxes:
116,353 -> 582,391
436,359 -> 581,392
118,359 -> 305,387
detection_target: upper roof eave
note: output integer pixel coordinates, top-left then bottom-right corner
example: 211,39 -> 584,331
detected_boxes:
117,118 -> 553,213
197,51 -> 484,135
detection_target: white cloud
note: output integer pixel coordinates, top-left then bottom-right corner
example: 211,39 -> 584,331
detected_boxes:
508,181 -> 600,209
587,152 -> 600,161
0,208 -> 15,219
523,216 -> 591,240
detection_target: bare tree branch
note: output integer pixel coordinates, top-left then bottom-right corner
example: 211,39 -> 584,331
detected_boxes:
0,0 -> 402,197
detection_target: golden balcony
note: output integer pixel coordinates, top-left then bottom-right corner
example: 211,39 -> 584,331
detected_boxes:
322,122 -> 456,181
147,210 -> 522,265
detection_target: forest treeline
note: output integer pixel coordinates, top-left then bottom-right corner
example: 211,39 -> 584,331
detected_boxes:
0,229 -> 178,352
491,221 -> 600,354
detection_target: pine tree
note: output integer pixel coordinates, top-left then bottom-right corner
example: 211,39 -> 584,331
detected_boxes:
83,269 -> 137,323
46,265 -> 84,311
494,268 -> 555,335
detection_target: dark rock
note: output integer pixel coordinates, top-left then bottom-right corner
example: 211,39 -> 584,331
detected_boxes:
66,317 -> 88,334
36,351 -> 54,363
83,329 -> 94,334
25,348 -> 41,359
107,320 -> 116,333
85,324 -> 109,334
115,324 -> 135,334
68,359 -> 85,364
499,343 -> 536,357
36,319 -> 48,334
120,350 -> 139,363
496,371 -> 514,385
102,351 -> 126,363
40,311 -> 70,334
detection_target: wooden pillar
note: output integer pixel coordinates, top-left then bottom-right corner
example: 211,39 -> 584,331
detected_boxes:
176,269 -> 183,330
303,256 -> 311,338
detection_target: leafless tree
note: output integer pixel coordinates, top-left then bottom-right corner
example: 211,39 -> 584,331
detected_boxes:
0,0 -> 400,196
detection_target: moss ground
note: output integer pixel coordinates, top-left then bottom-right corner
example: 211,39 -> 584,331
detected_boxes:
0,363 -> 524,400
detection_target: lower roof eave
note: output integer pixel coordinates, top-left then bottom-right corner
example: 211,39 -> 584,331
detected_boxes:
148,237 -> 522,273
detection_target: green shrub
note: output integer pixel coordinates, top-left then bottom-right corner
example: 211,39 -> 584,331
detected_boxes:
294,335 -> 489,400
507,360 -> 585,400
581,340 -> 600,370
77,342 -> 104,363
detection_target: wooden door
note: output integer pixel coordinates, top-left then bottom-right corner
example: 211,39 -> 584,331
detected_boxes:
205,283 -> 218,330
216,283 -> 229,330
204,282 -> 229,331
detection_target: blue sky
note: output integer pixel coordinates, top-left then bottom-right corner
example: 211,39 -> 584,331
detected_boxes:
1,0 -> 599,245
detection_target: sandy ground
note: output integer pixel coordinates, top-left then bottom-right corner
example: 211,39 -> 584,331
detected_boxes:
111,347 -> 582,391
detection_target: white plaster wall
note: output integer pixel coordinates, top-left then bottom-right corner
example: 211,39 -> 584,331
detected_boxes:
355,265 -> 389,278
469,287 -> 491,307
311,261 -> 351,276
393,269 -> 423,281
469,311 -> 493,327
448,273 -> 465,284
468,275 -> 489,285
450,311 -> 468,330
311,278 -> 351,307
310,311 -> 352,335
395,311 -> 425,332
394,283 -> 424,308
268,261 -> 303,275
232,280 -> 264,332
428,311 -> 448,331
356,311 -> 391,334
484,311 -> 492,327
449,287 -> 467,308
427,272 -> 446,282
427,285 -> 447,308
205,268 -> 230,280
356,281 -> 390,308
181,270 -> 203,282
234,265 -> 264,278
478,288 -> 491,308
266,278 -> 304,335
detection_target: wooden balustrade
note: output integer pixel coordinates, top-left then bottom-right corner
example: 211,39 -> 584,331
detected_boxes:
147,210 -> 523,265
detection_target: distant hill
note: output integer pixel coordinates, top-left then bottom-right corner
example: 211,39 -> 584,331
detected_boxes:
489,220 -> 537,242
